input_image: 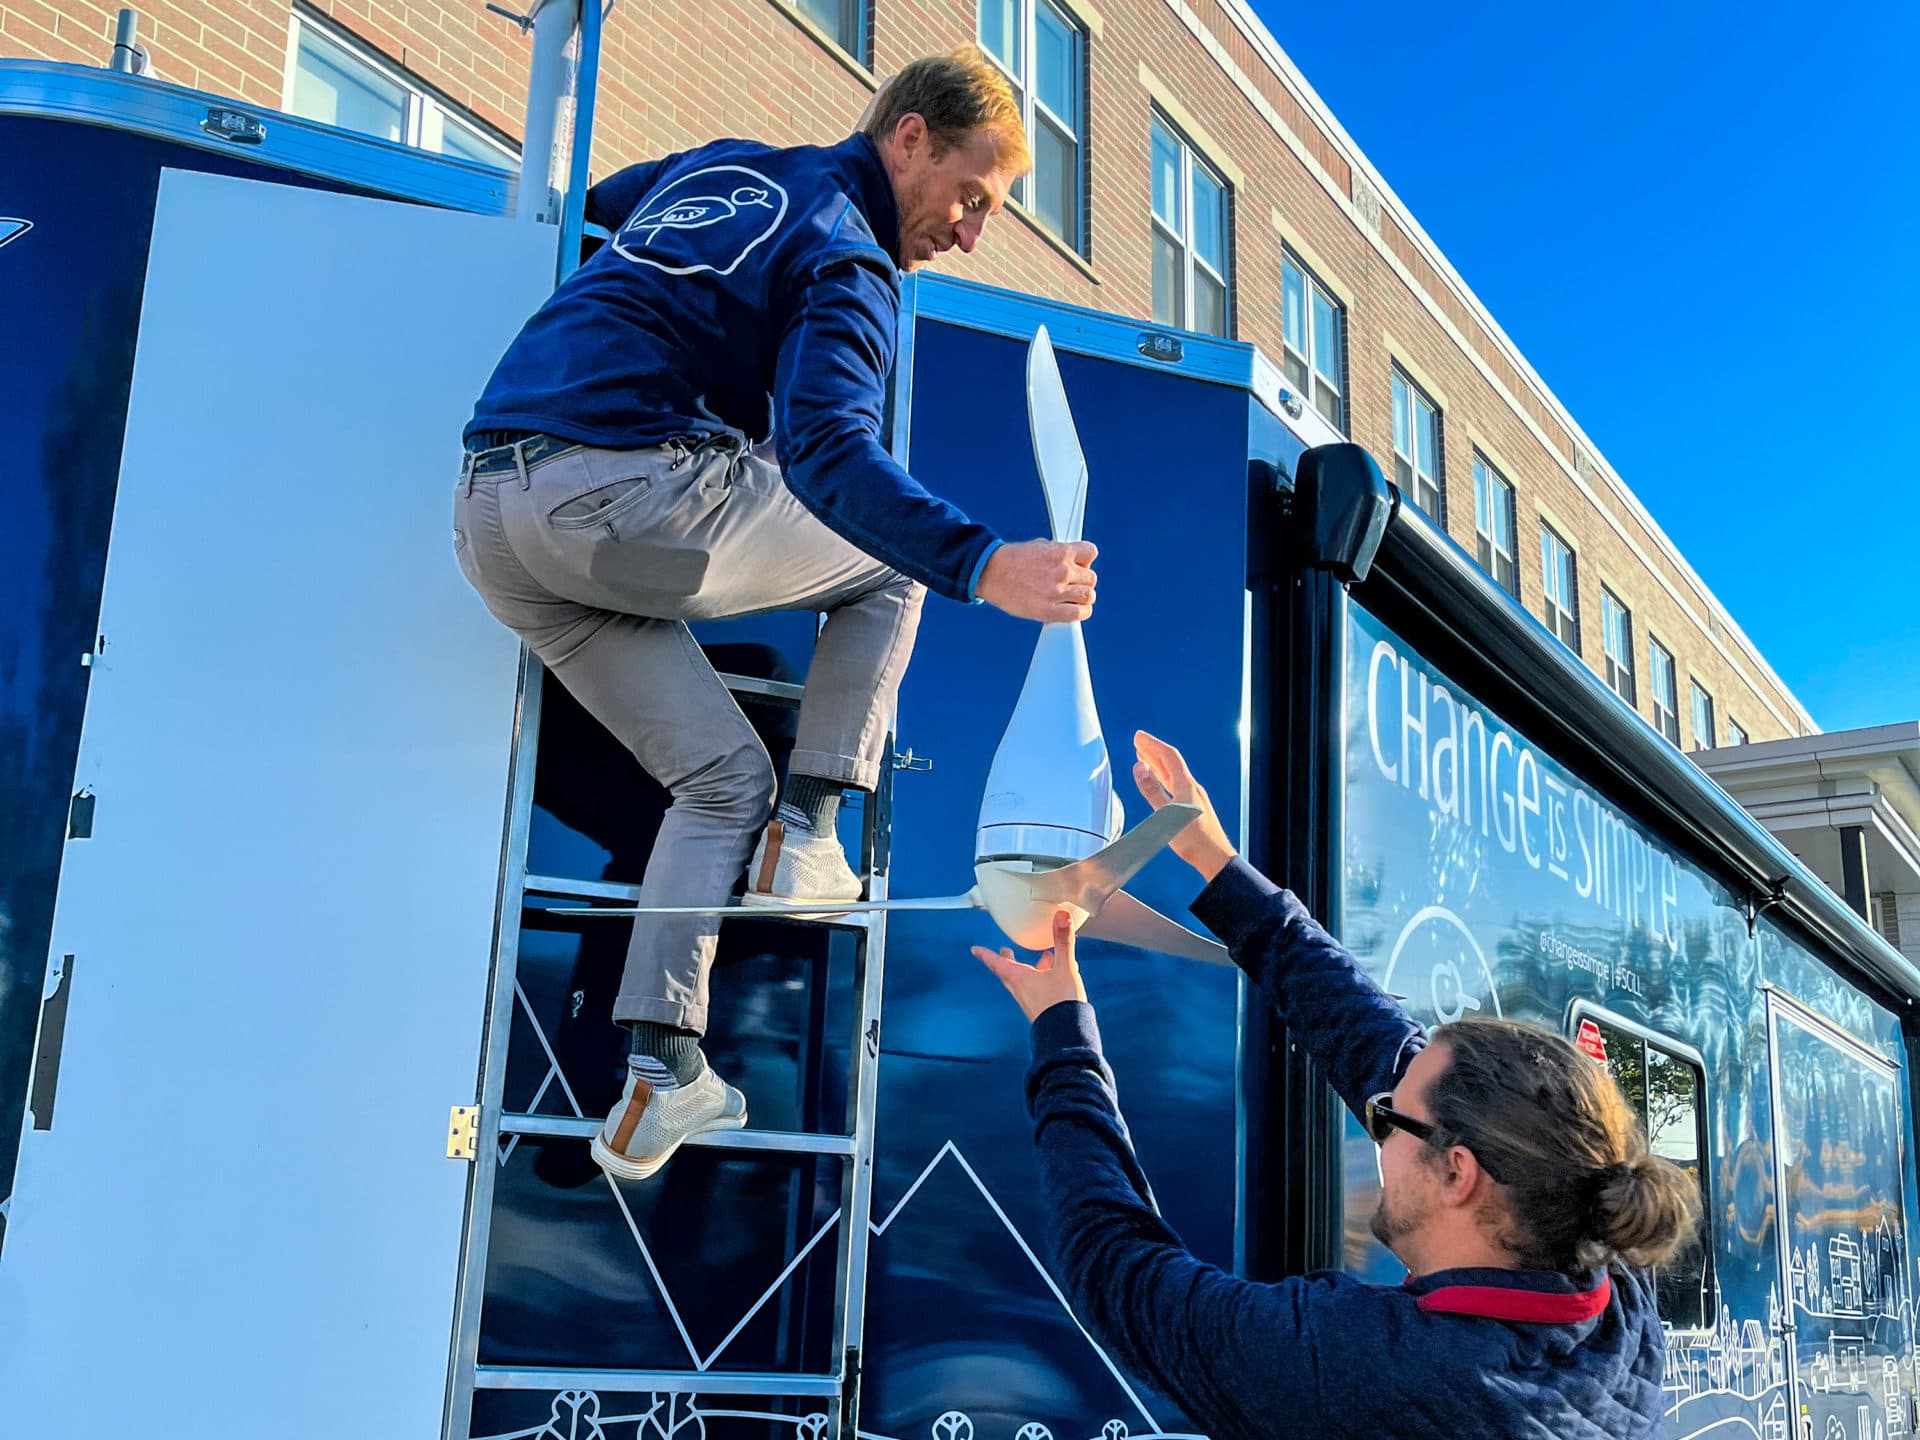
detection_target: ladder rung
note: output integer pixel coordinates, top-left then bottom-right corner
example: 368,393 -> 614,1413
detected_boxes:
524,873 -> 642,903
502,1112 -> 856,1156
526,888 -> 880,931
475,1366 -> 841,1397
717,672 -> 805,705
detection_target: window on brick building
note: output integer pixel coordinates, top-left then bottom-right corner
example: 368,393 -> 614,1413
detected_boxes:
1471,454 -> 1517,596
1727,718 -> 1748,747
286,11 -> 517,170
1150,114 -> 1232,338
979,0 -> 1086,252
793,0 -> 868,59
1690,681 -> 1716,751
1540,522 -> 1579,653
1390,368 -> 1442,521
1649,639 -> 1680,744
1281,250 -> 1344,428
1600,587 -> 1635,706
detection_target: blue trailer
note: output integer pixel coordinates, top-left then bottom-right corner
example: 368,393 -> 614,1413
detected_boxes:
2,38 -> 1916,1440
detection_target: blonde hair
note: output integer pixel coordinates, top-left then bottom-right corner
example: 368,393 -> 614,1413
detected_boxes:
862,46 -> 1031,172
1426,1019 -> 1703,1272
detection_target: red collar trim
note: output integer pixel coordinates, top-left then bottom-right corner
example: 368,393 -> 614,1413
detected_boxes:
1415,1273 -> 1612,1324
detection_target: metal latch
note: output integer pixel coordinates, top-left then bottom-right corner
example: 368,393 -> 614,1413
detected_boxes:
892,748 -> 933,773
447,1106 -> 479,1161
202,107 -> 267,144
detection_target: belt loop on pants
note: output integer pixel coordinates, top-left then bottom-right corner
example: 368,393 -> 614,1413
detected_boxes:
513,441 -> 531,491
461,449 -> 476,497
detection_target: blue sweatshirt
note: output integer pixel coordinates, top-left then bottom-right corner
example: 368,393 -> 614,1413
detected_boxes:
1025,858 -> 1667,1439
465,133 -> 1001,602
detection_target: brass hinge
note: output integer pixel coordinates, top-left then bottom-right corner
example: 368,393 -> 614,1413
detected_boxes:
447,1106 -> 479,1161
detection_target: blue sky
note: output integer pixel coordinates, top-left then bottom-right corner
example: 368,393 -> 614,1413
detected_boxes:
1245,0 -> 1920,735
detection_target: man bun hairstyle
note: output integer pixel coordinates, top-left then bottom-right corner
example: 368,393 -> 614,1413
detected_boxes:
1424,1018 -> 1703,1273
861,46 -> 1031,172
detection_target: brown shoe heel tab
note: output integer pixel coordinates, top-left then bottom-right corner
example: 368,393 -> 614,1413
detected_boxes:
755,820 -> 785,894
611,1079 -> 653,1151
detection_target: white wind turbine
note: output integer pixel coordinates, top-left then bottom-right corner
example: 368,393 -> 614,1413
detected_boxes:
561,327 -> 1228,965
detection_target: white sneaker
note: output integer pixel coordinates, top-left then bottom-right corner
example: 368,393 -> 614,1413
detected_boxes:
744,819 -> 863,907
590,1059 -> 748,1182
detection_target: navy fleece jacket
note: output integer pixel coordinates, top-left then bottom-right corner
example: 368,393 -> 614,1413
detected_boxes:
466,133 -> 1001,601
1024,857 -> 1667,1438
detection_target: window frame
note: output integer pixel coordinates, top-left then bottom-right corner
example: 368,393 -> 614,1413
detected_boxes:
1599,586 -> 1636,707
788,0 -> 870,62
1391,366 -> 1444,523
1568,1002 -> 1717,1336
1727,718 -> 1749,747
1471,453 -> 1518,597
1281,247 -> 1346,430
1149,110 -> 1233,339
1539,521 -> 1580,655
1690,680 -> 1717,751
283,8 -> 518,169
977,0 -> 1087,253
1649,637 -> 1681,744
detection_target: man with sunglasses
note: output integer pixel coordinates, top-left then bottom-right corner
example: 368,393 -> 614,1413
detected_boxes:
977,731 -> 1700,1440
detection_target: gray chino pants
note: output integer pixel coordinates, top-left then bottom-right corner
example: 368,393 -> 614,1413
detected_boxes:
453,437 -> 925,1033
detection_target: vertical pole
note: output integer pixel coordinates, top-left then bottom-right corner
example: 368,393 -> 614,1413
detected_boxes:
554,0 -> 604,273
517,0 -> 581,225
1839,825 -> 1871,922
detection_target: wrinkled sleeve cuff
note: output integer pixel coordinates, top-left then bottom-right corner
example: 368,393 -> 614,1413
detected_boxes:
1189,856 -> 1285,949
1030,999 -> 1103,1063
965,538 -> 1003,605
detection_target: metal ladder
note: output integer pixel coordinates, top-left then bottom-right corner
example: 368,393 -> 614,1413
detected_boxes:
446,658 -> 894,1440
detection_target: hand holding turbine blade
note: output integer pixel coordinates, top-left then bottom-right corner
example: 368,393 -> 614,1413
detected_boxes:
971,325 -> 1099,623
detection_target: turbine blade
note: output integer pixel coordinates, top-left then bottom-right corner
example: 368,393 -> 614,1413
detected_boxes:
1080,890 -> 1231,966
1027,325 -> 1089,543
1023,803 -> 1200,910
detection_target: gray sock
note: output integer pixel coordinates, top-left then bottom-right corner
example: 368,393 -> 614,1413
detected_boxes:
627,1021 -> 704,1088
776,772 -> 843,836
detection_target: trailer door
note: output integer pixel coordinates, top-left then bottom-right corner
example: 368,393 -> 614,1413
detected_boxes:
1765,987 -> 1915,1440
0,169 -> 555,1439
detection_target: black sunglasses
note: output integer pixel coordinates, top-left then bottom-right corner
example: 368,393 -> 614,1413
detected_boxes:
1364,1092 -> 1439,1147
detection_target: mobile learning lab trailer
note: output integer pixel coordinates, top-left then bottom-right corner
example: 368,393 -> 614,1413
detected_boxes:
4,52 -> 1920,1440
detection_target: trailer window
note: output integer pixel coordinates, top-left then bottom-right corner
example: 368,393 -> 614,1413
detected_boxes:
1577,1012 -> 1713,1330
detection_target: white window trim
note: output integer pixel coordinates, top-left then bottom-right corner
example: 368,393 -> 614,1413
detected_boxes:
1540,522 -> 1579,652
1471,453 -> 1516,596
283,8 -> 518,168
980,0 -> 1087,253
1391,367 -> 1442,520
1600,587 -> 1635,706
1649,637 -> 1681,744
1691,681 -> 1717,751
1150,111 -> 1232,338
1282,249 -> 1344,429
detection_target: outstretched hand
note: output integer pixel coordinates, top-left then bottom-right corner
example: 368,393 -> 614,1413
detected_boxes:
1132,730 -> 1237,882
974,909 -> 1088,1023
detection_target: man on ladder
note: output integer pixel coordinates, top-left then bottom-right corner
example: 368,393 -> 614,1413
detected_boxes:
453,48 -> 1099,1182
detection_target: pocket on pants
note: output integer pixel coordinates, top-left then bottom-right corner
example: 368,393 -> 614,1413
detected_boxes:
546,474 -> 654,530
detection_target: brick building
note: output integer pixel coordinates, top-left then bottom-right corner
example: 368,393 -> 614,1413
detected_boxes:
2,0 -> 1816,746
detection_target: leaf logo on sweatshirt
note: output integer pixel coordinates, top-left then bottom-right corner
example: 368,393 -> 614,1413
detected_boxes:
613,165 -> 789,278
0,218 -> 31,251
